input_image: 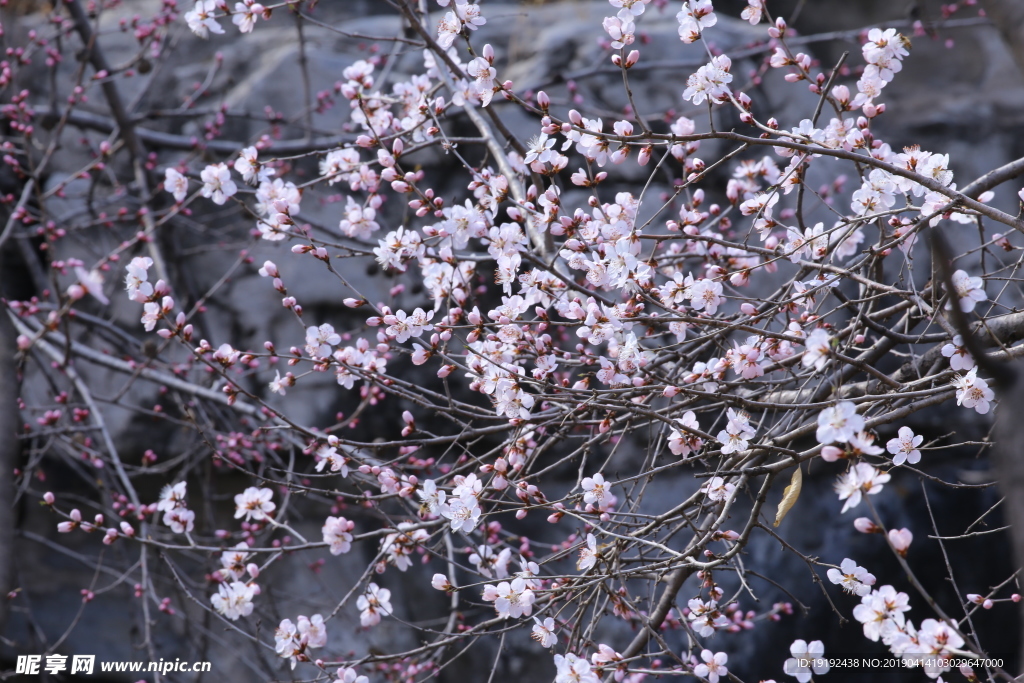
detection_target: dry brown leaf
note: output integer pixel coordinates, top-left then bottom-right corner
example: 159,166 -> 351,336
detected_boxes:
773,466 -> 803,527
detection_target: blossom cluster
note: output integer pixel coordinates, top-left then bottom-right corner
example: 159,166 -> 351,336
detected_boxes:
18,0 -> 1018,680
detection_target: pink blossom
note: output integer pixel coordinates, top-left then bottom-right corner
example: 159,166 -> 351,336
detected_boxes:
334,667 -> 369,683
482,577 -> 534,619
826,558 -> 876,596
835,463 -> 890,513
683,56 -> 732,104
816,401 -> 864,444
357,583 -> 392,627
577,533 -> 599,571
668,411 -> 703,456
941,335 -> 974,371
440,492 -> 481,533
322,516 -> 354,555
948,270 -> 986,313
954,368 -> 994,414
124,256 -> 154,301
164,168 -> 189,202
185,0 -> 225,38
740,0 -> 763,24
235,146 -> 272,184
234,487 -> 275,522
886,426 -> 923,466
306,324 -> 341,359
693,649 -> 728,683
701,476 -> 736,503
784,640 -> 828,683
532,616 -> 558,647
211,581 -> 255,620
199,163 -> 237,205
232,1 -> 265,33
801,328 -> 832,371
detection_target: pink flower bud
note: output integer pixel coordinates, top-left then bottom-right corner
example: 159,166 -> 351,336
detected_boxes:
638,145 -> 652,166
43,491 -> 55,505
853,517 -> 880,534
740,303 -> 757,315
888,528 -> 913,556
820,446 -> 845,462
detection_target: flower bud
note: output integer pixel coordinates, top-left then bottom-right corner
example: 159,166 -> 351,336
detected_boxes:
853,517 -> 880,534
888,528 -> 913,556
820,445 -> 845,462
638,145 -> 652,166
